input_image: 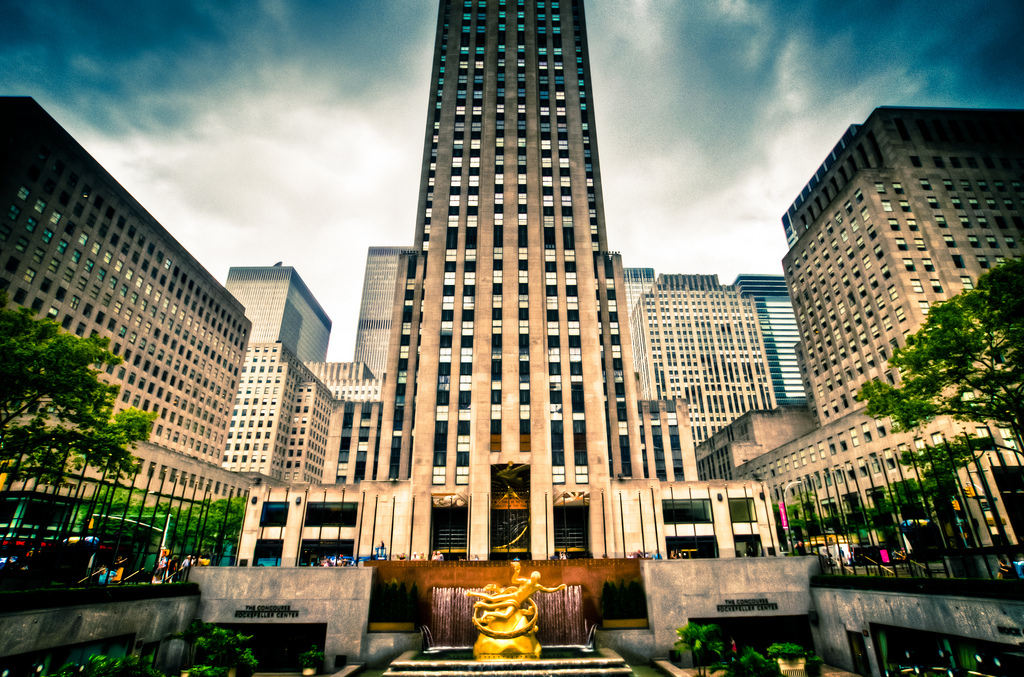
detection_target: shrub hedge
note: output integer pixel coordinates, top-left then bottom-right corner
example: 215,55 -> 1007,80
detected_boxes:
0,582 -> 200,612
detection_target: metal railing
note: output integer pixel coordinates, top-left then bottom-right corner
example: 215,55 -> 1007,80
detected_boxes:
817,545 -> 1024,580
0,473 -> 246,590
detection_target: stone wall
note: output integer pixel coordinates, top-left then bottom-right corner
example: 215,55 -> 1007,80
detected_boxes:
0,593 -> 199,673
189,567 -> 375,667
600,557 -> 820,664
809,584 -> 1024,676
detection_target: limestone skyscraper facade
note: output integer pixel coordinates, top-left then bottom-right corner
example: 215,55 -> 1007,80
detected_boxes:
239,0 -> 779,564
353,246 -> 407,379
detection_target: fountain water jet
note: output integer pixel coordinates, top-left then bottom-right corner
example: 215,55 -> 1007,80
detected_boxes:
428,584 -> 587,649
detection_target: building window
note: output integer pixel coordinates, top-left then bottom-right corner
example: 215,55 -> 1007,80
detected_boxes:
260,502 -> 289,527
662,499 -> 713,524
728,498 -> 756,523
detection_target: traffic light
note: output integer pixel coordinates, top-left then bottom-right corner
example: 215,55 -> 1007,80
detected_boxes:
951,499 -> 961,512
964,485 -> 976,497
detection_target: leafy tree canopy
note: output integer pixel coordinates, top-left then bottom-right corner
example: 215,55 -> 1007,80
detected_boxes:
857,259 -> 1024,449
0,293 -> 156,484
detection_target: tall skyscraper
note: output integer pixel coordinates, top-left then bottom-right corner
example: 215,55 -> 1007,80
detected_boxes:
623,267 -> 655,312
240,0 -> 779,565
0,97 -> 254,509
226,265 -> 331,363
0,97 -> 250,464
624,267 -> 657,399
633,274 -> 777,441
732,274 -> 805,406
353,246 -> 407,379
373,0 -> 651,559
225,266 -> 334,481
733,107 -> 1024,547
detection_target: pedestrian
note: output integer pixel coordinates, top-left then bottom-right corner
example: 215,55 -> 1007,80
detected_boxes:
167,556 -> 180,582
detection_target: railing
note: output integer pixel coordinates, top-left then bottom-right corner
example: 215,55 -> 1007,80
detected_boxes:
0,476 -> 245,591
818,545 -> 1024,580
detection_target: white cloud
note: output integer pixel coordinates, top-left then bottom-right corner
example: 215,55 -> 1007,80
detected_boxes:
4,0 -> 1023,364
79,80 -> 424,360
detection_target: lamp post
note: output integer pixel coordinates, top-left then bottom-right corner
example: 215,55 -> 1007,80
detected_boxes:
781,480 -> 804,553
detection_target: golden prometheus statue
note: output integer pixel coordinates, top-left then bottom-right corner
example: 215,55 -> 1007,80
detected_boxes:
466,562 -> 566,660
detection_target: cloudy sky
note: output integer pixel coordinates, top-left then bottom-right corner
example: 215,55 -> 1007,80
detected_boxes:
3,0 -> 1023,360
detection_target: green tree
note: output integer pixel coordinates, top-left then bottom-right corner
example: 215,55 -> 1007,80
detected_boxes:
857,259 -> 1024,450
0,293 -> 156,485
675,622 -> 724,677
93,492 -> 246,556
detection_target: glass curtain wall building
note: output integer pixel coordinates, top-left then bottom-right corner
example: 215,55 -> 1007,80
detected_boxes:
732,274 -> 806,406
226,265 -> 331,363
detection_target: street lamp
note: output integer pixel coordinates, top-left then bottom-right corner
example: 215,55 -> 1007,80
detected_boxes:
781,480 -> 804,553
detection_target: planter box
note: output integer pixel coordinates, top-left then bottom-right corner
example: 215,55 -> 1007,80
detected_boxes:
777,657 -> 807,675
368,621 -> 416,632
602,618 -> 649,629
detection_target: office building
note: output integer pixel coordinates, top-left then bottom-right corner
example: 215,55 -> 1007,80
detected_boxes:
375,0 -> 650,557
623,267 -> 655,313
353,246 -> 408,379
729,107 -> 1024,549
695,406 -> 816,480
0,97 -> 250,468
634,274 -> 777,441
305,361 -> 382,402
732,274 -> 805,406
240,0 -> 778,564
226,265 -> 331,363
224,266 -> 336,481
624,267 -> 657,399
225,342 -> 333,482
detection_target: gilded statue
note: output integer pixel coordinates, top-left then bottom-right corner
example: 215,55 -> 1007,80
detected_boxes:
466,562 -> 566,660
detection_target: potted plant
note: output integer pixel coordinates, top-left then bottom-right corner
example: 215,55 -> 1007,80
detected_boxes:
674,622 -> 724,677
804,655 -> 824,676
766,643 -> 809,672
298,646 -> 324,676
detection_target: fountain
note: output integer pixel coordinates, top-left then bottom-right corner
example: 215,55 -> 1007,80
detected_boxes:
465,562 -> 567,660
384,564 -> 632,676
428,579 -> 587,649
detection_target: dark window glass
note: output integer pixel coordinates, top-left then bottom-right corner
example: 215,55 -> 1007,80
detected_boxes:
260,501 -> 289,526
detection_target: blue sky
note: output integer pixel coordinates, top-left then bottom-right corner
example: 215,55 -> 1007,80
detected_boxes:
2,0 -> 1023,360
